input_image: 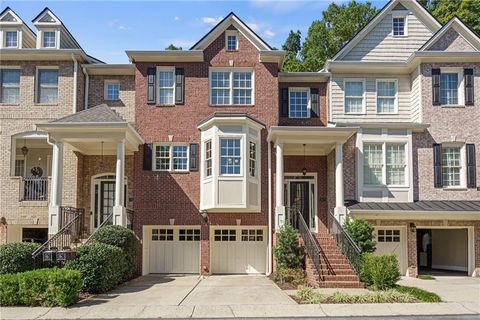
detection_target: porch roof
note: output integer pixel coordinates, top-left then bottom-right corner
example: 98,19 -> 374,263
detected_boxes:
36,105 -> 144,155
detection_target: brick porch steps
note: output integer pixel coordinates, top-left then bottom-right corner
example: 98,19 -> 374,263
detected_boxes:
302,226 -> 364,289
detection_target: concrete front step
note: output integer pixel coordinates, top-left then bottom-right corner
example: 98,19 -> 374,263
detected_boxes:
316,281 -> 365,288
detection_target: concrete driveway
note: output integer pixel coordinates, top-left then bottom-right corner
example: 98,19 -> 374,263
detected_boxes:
83,274 -> 296,307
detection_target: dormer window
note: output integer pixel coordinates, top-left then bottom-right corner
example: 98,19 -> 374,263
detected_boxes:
226,31 -> 238,51
4,31 -> 18,48
392,16 -> 406,36
42,31 -> 56,48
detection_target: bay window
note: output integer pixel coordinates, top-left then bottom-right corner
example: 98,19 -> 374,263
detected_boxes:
376,80 -> 397,113
154,144 -> 189,172
363,143 -> 406,186
36,69 -> 58,104
210,69 -> 253,105
344,80 -> 364,113
1,69 -> 20,104
220,138 -> 241,175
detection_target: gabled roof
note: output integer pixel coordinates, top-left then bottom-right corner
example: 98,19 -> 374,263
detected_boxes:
190,12 -> 272,51
32,7 -> 61,25
419,17 -> 480,52
0,7 -> 36,40
50,104 -> 126,124
331,0 -> 442,62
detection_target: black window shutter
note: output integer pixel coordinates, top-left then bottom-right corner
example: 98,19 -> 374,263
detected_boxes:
280,88 -> 289,117
310,88 -> 319,118
433,143 -> 443,188
464,69 -> 474,106
175,68 -> 185,105
147,67 -> 156,104
189,143 -> 199,171
432,68 -> 441,105
466,144 -> 476,188
143,143 -> 153,171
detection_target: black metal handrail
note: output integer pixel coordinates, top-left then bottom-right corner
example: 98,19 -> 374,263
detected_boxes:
84,212 -> 114,245
327,210 -> 362,274
32,206 -> 85,260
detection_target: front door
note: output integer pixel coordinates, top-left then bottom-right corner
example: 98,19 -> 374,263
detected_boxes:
99,181 -> 115,227
290,182 -> 309,228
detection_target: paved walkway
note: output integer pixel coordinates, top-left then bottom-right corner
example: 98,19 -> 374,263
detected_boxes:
2,275 -> 479,319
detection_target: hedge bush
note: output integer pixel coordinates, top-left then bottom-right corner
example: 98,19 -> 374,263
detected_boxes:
89,225 -> 137,281
360,253 -> 401,290
273,224 -> 304,269
344,219 -> 376,253
272,267 -> 308,287
0,268 -> 81,307
65,243 -> 124,293
0,242 -> 39,275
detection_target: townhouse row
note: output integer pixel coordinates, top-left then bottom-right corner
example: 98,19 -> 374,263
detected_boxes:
0,0 -> 479,284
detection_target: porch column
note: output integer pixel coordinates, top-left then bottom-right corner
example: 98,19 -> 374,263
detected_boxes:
48,140 -> 63,236
275,142 -> 285,229
335,142 -> 346,224
113,139 -> 126,226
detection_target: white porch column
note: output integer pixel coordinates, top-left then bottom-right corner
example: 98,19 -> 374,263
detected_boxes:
48,140 -> 63,236
113,139 -> 126,226
275,142 -> 285,229
335,142 -> 346,224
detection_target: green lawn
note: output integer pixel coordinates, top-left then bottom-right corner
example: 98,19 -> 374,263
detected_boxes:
393,285 -> 442,302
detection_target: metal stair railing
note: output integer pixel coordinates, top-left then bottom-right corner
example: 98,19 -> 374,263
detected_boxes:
84,212 -> 114,245
327,210 -> 362,274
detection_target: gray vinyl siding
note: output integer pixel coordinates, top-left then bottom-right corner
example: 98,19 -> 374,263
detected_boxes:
341,13 -> 433,62
59,30 -> 77,49
410,68 -> 421,123
330,74 -> 413,123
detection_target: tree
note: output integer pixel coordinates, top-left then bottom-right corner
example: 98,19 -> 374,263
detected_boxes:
418,0 -> 480,34
343,219 -> 376,253
165,44 -> 182,50
282,30 -> 304,72
273,224 -> 304,269
300,0 -> 378,71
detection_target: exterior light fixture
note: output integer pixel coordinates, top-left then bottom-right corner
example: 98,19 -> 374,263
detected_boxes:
302,144 -> 307,176
409,222 -> 416,233
200,209 -> 208,222
21,139 -> 29,156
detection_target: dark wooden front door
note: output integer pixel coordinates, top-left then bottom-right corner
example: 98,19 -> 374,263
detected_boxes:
290,182 -> 310,228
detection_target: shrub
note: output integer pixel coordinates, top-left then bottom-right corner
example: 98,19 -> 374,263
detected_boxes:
296,288 -> 416,304
344,219 -> 376,253
394,285 -> 441,302
360,253 -> 401,290
272,267 -> 308,286
0,242 -> 39,275
89,225 -> 137,281
1,268 -> 81,307
65,243 -> 124,293
273,224 -> 304,269
0,273 -> 19,306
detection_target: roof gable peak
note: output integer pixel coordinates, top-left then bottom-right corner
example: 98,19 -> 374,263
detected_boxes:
32,7 -> 61,25
420,17 -> 480,52
0,7 -> 22,24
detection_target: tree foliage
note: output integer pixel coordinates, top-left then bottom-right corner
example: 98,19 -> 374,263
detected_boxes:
165,44 -> 182,50
418,0 -> 480,34
344,218 -> 376,253
273,224 -> 304,269
282,30 -> 304,72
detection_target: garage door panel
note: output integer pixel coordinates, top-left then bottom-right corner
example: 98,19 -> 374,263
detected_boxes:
374,227 -> 406,275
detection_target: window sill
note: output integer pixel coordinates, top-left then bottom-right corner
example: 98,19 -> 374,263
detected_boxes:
441,105 -> 466,109
155,104 -> 176,107
0,103 -> 20,106
153,170 -> 190,174
442,187 -> 468,191
35,103 -> 59,106
210,104 -> 254,108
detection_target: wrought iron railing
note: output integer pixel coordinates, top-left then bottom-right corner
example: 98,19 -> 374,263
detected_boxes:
84,212 -> 113,245
327,210 -> 362,274
20,177 -> 48,201
32,206 -> 85,261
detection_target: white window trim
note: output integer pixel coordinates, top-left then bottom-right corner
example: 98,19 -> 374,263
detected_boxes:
104,80 -> 120,101
344,78 -> 366,115
225,30 -> 239,51
218,135 -> 244,177
441,142 -> 467,189
363,141 -> 408,188
440,67 -> 464,106
392,13 -> 408,37
375,79 -> 398,114
209,68 -> 255,106
156,66 -> 176,106
3,30 -> 19,48
42,29 -> 58,49
35,66 -> 59,105
288,87 -> 311,119
152,143 -> 190,172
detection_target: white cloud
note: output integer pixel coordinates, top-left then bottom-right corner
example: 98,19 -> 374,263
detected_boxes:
108,19 -> 129,31
201,16 -> 223,26
247,22 -> 260,32
263,29 -> 276,38
174,16 -> 180,21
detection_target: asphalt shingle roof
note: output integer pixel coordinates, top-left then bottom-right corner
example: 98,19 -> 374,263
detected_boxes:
51,104 -> 126,123
348,201 -> 480,212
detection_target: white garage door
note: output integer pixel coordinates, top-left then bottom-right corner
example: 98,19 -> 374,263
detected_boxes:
211,227 -> 267,274
374,227 -> 406,275
148,227 -> 200,274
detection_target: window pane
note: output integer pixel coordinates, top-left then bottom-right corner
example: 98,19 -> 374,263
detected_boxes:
345,81 -> 363,113
233,72 -> 252,105
159,89 -> 174,104
442,147 -> 461,187
345,82 -> 363,96
211,72 -> 230,88
43,31 -> 56,48
39,70 -> 58,85
173,145 -> 188,170
393,17 -> 405,36
377,81 -> 395,97
106,83 -> 120,100
1,69 -> 20,104
440,73 -> 458,105
212,89 -> 230,105
155,145 -> 170,170
39,87 -> 58,104
205,140 -> 212,177
220,138 -> 241,174
227,35 -> 237,50
377,98 -> 395,113
345,97 -> 363,113
5,31 -> 18,47
363,144 -> 383,185
249,141 -> 256,177
38,70 -> 58,104
289,90 -> 308,118
386,144 -> 405,185
158,70 -> 174,104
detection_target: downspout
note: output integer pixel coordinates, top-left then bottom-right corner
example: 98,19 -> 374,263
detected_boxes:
267,140 -> 272,275
71,54 -> 78,113
82,67 -> 89,110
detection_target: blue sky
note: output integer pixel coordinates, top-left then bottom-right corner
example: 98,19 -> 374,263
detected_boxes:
3,0 -> 388,63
